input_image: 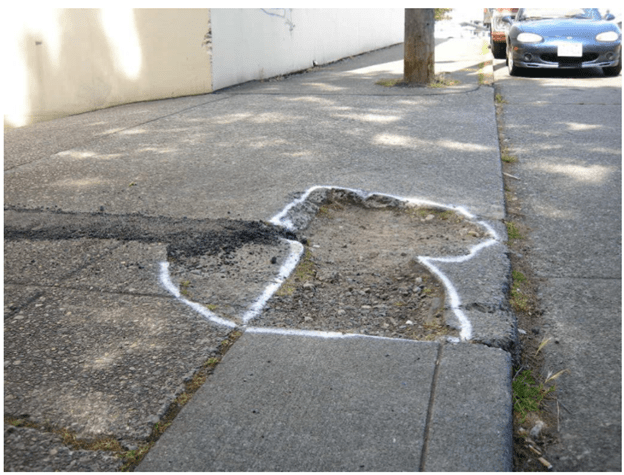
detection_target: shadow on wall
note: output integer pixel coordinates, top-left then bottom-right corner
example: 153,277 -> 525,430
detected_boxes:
5,8 -> 212,129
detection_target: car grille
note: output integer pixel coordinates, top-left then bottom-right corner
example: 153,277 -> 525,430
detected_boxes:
540,53 -> 600,64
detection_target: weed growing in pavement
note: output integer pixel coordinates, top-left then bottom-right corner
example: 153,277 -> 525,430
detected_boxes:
477,61 -> 493,85
512,270 -> 527,283
512,369 -> 556,423
438,210 -> 456,220
478,64 -> 486,85
295,249 -> 316,281
501,147 -> 518,163
119,329 -> 242,471
180,280 -> 191,297
495,93 -> 507,104
318,201 -> 344,218
506,221 -> 523,240
511,287 -> 530,313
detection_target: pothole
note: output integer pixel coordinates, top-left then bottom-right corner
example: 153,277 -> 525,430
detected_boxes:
250,190 -> 489,341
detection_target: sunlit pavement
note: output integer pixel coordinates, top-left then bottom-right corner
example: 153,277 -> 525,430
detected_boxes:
5,38 -> 517,471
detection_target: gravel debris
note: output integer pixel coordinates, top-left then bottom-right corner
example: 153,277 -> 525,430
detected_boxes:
252,191 -> 487,341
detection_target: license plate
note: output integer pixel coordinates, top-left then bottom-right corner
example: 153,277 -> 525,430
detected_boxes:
558,43 -> 582,57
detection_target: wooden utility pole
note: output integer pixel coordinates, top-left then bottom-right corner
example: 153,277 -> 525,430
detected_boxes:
404,9 -> 435,85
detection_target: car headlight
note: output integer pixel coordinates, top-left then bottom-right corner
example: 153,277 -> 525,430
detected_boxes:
516,32 -> 543,43
596,31 -> 619,42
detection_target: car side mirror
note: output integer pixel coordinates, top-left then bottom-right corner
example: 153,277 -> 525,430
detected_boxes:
604,13 -> 615,21
501,16 -> 513,24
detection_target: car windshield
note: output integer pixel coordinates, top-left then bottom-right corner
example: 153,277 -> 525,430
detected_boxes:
518,8 -> 602,21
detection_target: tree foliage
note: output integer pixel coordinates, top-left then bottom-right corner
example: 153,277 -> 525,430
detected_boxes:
434,8 -> 452,21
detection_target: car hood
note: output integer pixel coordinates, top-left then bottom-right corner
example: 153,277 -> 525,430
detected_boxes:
515,18 -> 619,39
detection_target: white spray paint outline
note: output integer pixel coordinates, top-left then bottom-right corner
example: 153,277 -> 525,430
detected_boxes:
241,239 -> 304,323
158,185 -> 501,342
159,262 -> 236,328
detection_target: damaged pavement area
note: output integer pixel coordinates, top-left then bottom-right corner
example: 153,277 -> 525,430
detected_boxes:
3,207 -> 292,471
4,187 -> 516,471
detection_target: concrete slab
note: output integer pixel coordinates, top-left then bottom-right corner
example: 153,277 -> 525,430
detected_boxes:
4,43 -> 503,224
539,278 -> 621,471
4,285 -> 230,441
3,238 -> 120,286
4,94 -> 225,171
138,332 -> 439,471
69,240 -> 169,296
4,90 -> 504,223
433,233 -> 516,350
423,343 -> 513,472
138,332 -> 513,472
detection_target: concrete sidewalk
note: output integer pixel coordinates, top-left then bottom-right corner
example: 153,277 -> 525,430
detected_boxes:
5,38 -> 515,471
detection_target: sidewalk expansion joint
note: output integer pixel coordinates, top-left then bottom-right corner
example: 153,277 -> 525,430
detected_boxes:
419,342 -> 444,471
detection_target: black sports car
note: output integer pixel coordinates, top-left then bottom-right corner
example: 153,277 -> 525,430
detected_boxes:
503,8 -> 621,76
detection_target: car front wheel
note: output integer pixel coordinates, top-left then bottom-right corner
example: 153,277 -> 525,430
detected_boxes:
507,45 -> 521,76
603,60 -> 621,77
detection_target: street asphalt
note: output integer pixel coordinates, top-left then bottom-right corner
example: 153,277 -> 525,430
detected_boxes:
5,38 -> 518,471
493,61 -> 621,471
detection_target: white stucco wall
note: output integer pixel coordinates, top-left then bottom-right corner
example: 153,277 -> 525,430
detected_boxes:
211,9 -> 404,91
5,8 -> 212,128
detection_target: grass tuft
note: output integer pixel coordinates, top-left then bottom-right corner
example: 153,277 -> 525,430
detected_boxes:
512,369 -> 555,423
375,78 -> 403,87
506,221 -> 523,240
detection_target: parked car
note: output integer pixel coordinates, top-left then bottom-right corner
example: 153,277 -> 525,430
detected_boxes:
503,8 -> 622,76
485,8 -> 519,58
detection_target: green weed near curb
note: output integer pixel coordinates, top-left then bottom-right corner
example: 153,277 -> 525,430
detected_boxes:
512,270 -> 527,283
512,369 -> 555,422
501,146 -> 518,163
506,221 -> 523,240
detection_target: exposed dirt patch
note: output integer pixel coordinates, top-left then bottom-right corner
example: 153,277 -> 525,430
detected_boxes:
252,191 -> 488,341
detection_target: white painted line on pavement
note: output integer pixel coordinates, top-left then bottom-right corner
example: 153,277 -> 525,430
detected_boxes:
159,262 -> 237,328
246,326 -> 418,342
241,238 -> 304,323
